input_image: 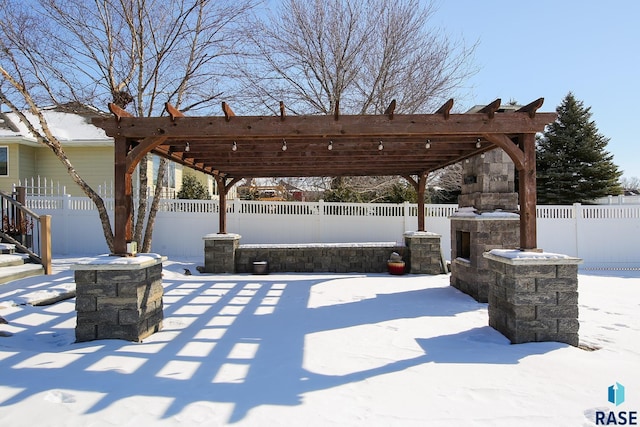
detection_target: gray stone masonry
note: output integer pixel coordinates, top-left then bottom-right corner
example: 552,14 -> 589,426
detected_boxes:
450,216 -> 519,302
204,233 -> 241,273
484,250 -> 582,346
404,232 -> 444,274
74,255 -> 166,342
236,243 -> 406,273
458,149 -> 518,212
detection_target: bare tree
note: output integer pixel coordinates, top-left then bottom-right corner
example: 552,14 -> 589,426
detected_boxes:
239,0 -> 475,115
0,0 -> 257,252
238,0 -> 474,198
621,176 -> 640,193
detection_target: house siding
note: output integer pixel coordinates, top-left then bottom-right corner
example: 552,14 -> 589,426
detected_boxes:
29,146 -> 114,196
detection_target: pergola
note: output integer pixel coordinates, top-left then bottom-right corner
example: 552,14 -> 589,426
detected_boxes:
92,98 -> 556,256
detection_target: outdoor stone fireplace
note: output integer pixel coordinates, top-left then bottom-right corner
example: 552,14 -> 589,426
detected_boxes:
450,149 -> 520,302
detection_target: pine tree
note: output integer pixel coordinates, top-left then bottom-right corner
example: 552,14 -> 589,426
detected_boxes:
536,93 -> 622,204
177,174 -> 211,200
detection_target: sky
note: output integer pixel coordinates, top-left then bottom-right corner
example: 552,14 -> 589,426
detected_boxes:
433,0 -> 640,179
0,257 -> 639,426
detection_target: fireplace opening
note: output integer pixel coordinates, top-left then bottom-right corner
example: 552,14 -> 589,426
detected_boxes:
456,230 -> 471,260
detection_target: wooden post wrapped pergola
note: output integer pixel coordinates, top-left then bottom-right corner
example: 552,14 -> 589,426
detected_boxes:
93,98 -> 555,256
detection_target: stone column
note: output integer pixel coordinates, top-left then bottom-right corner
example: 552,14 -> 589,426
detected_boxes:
404,231 -> 444,274
203,233 -> 241,273
450,148 -> 520,303
73,254 -> 166,342
450,212 -> 520,302
484,249 -> 582,346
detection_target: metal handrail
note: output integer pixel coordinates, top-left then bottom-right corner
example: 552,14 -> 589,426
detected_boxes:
0,189 -> 50,271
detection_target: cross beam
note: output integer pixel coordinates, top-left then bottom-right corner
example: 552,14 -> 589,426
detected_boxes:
97,99 -> 555,255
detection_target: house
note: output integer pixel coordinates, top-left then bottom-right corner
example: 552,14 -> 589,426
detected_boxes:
0,103 -> 219,198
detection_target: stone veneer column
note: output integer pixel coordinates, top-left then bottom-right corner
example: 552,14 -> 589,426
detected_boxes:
404,231 -> 444,274
73,254 -> 166,342
449,212 -> 520,302
484,249 -> 582,346
203,233 -> 241,273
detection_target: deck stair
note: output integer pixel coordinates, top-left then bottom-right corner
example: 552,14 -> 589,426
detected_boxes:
0,244 -> 44,285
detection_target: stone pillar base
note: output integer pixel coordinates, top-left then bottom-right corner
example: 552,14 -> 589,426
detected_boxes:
404,231 -> 444,274
484,249 -> 582,346
203,233 -> 241,273
73,254 -> 166,342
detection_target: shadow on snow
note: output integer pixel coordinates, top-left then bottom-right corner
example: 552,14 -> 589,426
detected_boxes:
0,265 -> 565,424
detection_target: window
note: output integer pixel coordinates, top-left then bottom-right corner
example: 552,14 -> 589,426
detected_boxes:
0,146 -> 7,176
152,155 -> 176,188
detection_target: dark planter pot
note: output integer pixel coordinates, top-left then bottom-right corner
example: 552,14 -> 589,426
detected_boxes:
253,261 -> 269,275
387,261 -> 406,275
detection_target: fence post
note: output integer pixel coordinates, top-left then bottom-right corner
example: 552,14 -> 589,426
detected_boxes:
403,201 -> 410,232
573,203 -> 581,258
39,215 -> 52,274
317,200 -> 325,242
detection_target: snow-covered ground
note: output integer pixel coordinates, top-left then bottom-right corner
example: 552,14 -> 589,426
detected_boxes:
0,257 -> 639,426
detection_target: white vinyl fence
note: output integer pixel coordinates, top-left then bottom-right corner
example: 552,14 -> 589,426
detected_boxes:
26,197 -> 640,269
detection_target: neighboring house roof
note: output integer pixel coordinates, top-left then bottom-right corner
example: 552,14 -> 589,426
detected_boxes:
0,103 -> 111,146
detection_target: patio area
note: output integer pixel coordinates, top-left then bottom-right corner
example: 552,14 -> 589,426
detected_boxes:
0,257 -> 639,426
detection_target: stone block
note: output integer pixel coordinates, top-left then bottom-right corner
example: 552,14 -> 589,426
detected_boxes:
97,269 -> 147,284
509,330 -> 537,344
77,308 -> 118,324
506,290 -> 557,306
557,264 -> 579,278
75,296 -> 97,312
515,318 -> 558,333
498,276 -> 536,292
137,280 -> 164,303
75,270 -> 96,284
536,278 -> 577,292
557,291 -> 579,305
75,324 -> 97,342
506,304 -> 536,320
147,263 -> 163,281
119,309 -> 141,325
537,305 -> 579,319
558,318 -> 580,333
505,264 -> 557,278
76,283 -> 118,298
97,324 -> 138,341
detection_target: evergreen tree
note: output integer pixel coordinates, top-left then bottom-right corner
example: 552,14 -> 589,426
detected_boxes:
536,93 -> 622,204
177,174 -> 211,200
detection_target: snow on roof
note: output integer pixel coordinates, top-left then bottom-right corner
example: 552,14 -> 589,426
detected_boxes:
0,109 -> 109,142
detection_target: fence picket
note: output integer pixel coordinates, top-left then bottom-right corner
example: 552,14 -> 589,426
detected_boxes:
20,196 -> 640,269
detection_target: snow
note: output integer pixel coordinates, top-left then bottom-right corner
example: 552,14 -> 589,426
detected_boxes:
0,256 -> 639,426
451,208 -> 520,219
0,111 -> 108,142
486,249 -> 581,264
72,253 -> 166,269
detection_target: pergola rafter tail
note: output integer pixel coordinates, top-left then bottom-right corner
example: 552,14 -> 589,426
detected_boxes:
94,98 -> 555,256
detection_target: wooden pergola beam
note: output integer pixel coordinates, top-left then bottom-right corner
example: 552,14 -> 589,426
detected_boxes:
518,133 -> 538,250
478,98 -> 501,119
402,173 -> 428,231
94,112 -> 555,140
516,97 -> 544,118
435,98 -> 454,120
222,102 -> 235,121
96,98 -> 555,256
384,99 -> 396,119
